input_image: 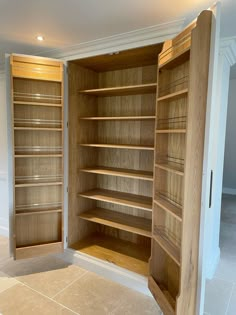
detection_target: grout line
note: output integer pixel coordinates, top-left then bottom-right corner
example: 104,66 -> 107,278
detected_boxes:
21,282 -> 80,315
225,283 -> 235,315
51,269 -> 89,299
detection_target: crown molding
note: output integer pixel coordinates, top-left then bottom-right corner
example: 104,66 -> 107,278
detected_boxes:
38,19 -> 184,61
220,36 -> 236,66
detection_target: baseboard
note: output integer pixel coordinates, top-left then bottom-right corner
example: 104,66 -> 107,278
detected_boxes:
55,248 -> 152,297
222,187 -> 236,195
0,218 -> 9,237
206,246 -> 220,279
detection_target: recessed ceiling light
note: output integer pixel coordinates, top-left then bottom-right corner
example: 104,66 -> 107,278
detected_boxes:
36,35 -> 44,41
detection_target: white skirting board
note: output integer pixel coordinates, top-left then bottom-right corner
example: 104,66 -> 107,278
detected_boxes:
0,218 -> 9,237
55,248 -> 152,297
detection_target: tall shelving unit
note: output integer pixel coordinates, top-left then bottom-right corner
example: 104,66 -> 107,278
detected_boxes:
68,45 -> 162,276
149,11 -> 212,315
10,54 -> 64,259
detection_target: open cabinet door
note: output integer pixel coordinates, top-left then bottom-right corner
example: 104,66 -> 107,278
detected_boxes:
8,54 -> 64,259
149,8 -> 219,315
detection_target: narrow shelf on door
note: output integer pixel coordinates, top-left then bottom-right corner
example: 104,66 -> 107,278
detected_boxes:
79,143 -> 154,150
156,129 -> 186,134
154,198 -> 182,221
79,115 -> 155,120
155,163 -> 184,176
153,233 -> 180,266
14,101 -> 62,107
79,188 -> 152,211
79,208 -> 152,237
14,127 -> 62,131
157,88 -> 188,101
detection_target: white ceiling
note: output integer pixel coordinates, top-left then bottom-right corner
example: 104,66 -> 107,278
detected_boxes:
0,0 -> 236,72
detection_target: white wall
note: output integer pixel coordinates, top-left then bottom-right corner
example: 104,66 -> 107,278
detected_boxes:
0,71 -> 9,237
223,79 -> 236,193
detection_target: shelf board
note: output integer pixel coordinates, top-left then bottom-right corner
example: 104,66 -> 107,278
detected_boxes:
79,144 -> 154,150
14,101 -> 62,107
154,199 -> 182,221
15,154 -> 63,158
15,182 -> 63,188
16,209 -> 62,216
153,234 -> 180,266
159,48 -> 190,70
79,115 -> 155,120
79,83 -> 157,96
80,166 -> 153,181
79,189 -> 152,211
156,129 -> 186,134
157,88 -> 188,101
155,163 -> 184,176
70,233 -> 150,276
14,127 -> 62,131
79,208 -> 152,238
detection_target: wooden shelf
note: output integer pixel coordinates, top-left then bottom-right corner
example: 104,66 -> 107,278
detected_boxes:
14,101 -> 62,107
80,166 -> 153,181
155,163 -> 184,176
79,189 -> 152,211
14,127 -> 62,131
70,233 -> 150,276
156,129 -> 186,134
79,83 -> 157,96
79,144 -> 154,150
157,88 -> 188,101
79,116 -> 155,120
15,154 -> 63,158
153,233 -> 180,266
15,182 -> 63,188
154,198 -> 182,221
79,208 -> 152,237
159,48 -> 190,70
16,209 -> 62,216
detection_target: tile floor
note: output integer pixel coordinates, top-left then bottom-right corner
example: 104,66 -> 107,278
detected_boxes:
0,236 -> 161,315
1,194 -> 235,315
204,194 -> 236,315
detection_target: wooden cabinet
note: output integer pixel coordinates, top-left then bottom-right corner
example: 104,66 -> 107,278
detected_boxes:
149,10 -> 213,315
8,7 -> 216,315
67,44 -> 162,276
10,54 -> 64,259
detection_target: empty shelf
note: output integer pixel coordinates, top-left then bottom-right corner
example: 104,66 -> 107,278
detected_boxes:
157,88 -> 188,101
15,154 -> 63,158
79,83 -> 157,96
154,199 -> 182,221
159,48 -> 190,70
79,208 -> 152,237
15,182 -> 63,188
153,233 -> 180,266
156,129 -> 186,134
14,101 -> 62,107
80,166 -> 153,181
155,163 -> 184,176
14,127 -> 62,131
79,116 -> 155,120
16,209 -> 62,216
79,189 -> 152,211
79,144 -> 154,150
70,233 -> 150,276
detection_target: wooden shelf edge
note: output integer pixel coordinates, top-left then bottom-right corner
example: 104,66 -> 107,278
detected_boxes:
154,199 -> 182,221
80,166 -> 153,181
79,144 -> 154,150
79,189 -> 152,211
153,234 -> 180,266
157,88 -> 188,101
155,163 -> 184,176
16,209 -> 63,216
14,101 -> 62,107
156,129 -> 186,134
14,154 -> 63,158
159,47 -> 190,70
148,276 -> 175,315
15,182 -> 63,188
79,208 -> 152,238
79,83 -> 157,96
79,116 -> 156,120
14,127 -> 62,131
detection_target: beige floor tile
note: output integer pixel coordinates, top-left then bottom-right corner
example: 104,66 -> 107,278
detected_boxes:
2,255 -> 87,298
54,271 -> 134,315
0,236 -> 10,262
0,283 -> 77,315
204,278 -> 233,315
111,287 -> 161,315
0,271 -> 18,293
